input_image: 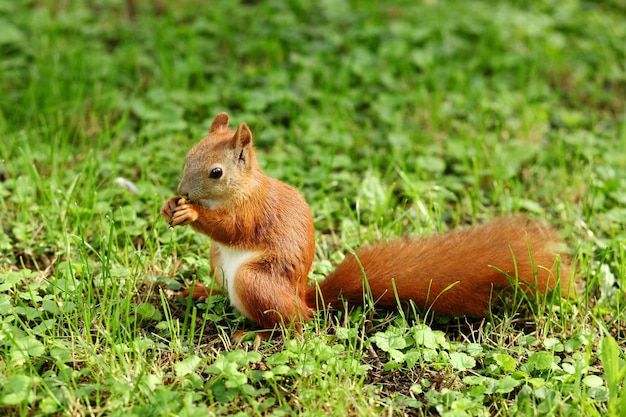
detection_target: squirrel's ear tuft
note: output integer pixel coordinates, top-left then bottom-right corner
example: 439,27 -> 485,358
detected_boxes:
210,112 -> 230,133
234,122 -> 253,149
232,123 -> 254,163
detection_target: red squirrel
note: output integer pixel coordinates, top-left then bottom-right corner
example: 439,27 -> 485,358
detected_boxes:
160,113 -> 572,331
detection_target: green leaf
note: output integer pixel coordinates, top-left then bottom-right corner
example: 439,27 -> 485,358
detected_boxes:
373,329 -> 408,352
494,353 -> 517,373
543,337 -> 564,352
388,348 -> 406,363
404,350 -> 422,368
50,347 -> 73,363
136,302 -> 161,320
266,351 -> 290,366
465,343 -> 484,357
269,365 -> 290,376
0,271 -> 24,292
174,355 -> 203,377
583,375 -> 604,388
412,325 -> 443,349
38,395 -> 60,414
12,336 -> 45,364
0,294 -> 11,314
1,375 -> 31,405
527,377 -> 547,388
224,372 -> 248,389
495,376 -> 522,394
450,352 -> 476,371
240,351 -> 262,366
527,351 -> 555,372
463,375 -> 493,387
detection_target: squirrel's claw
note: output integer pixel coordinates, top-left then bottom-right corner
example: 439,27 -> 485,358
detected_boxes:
161,196 -> 189,225
169,203 -> 200,226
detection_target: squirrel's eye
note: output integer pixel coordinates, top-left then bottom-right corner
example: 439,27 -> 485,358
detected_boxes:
209,167 -> 223,179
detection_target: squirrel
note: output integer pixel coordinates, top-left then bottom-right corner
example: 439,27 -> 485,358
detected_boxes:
160,113 -> 572,332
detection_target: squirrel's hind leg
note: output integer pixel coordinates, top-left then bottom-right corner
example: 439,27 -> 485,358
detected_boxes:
233,264 -> 310,333
179,282 -> 224,300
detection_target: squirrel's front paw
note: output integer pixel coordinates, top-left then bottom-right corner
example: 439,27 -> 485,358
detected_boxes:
160,196 -> 182,223
170,202 -> 200,226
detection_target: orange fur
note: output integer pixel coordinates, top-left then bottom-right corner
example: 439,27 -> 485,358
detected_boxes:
161,113 -> 315,331
306,218 -> 571,317
161,113 -> 572,332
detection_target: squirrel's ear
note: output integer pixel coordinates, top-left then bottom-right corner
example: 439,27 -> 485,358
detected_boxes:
210,112 -> 229,133
232,122 -> 253,163
234,122 -> 253,149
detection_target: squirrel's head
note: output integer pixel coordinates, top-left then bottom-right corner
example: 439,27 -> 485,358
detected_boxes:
177,112 -> 260,209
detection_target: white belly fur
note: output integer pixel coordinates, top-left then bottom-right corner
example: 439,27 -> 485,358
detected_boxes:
214,243 -> 258,316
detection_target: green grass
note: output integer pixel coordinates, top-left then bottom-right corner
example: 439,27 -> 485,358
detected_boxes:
1,0 -> 625,415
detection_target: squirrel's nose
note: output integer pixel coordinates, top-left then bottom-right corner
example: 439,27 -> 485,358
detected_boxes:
177,184 -> 188,197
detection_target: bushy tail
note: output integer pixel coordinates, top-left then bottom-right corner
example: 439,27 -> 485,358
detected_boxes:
307,217 -> 572,316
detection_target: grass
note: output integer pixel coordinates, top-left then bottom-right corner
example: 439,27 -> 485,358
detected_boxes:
1,0 -> 625,415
